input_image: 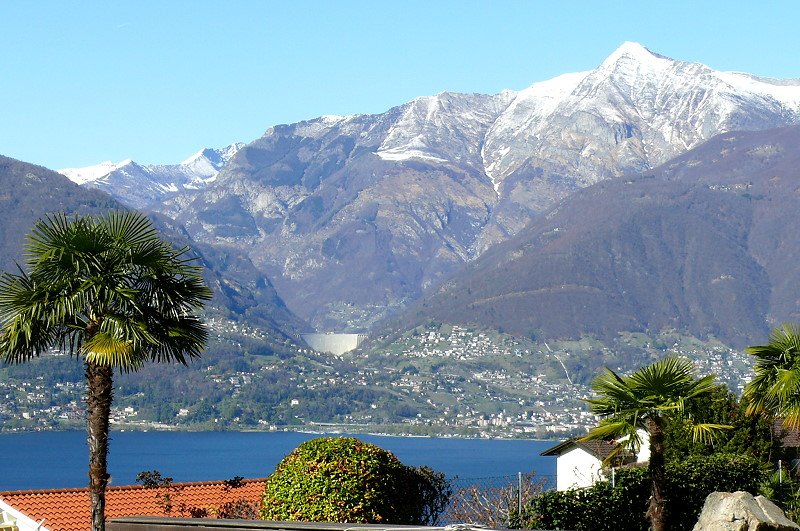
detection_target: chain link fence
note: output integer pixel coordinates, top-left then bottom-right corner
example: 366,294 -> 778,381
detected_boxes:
440,472 -> 555,528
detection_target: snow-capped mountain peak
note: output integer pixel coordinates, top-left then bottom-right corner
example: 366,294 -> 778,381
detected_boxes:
59,160 -> 132,185
602,41 -> 664,65
178,143 -> 245,181
142,42 -> 800,331
181,143 -> 244,168
58,143 -> 243,209
479,40 -> 800,196
181,148 -> 214,167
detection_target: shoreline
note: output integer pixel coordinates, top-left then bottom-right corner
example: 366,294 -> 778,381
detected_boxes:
0,424 -> 565,442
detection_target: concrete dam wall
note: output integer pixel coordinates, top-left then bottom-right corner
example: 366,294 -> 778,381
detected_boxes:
301,333 -> 368,355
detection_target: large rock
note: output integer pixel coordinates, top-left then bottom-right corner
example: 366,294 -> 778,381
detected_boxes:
693,491 -> 799,531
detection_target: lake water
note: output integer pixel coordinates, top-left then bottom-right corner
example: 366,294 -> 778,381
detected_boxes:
0,431 -> 557,492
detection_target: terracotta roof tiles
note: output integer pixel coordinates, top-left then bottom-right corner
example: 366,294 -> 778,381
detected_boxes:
774,419 -> 800,448
0,477 -> 265,531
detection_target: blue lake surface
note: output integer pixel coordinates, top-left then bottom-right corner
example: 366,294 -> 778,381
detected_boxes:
0,431 -> 556,491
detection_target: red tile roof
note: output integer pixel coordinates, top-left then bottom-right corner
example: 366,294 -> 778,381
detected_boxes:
0,478 -> 265,531
774,419 -> 800,448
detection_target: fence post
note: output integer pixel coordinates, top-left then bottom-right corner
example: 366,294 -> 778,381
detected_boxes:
780,459 -> 783,484
518,472 -> 523,516
611,467 -> 616,488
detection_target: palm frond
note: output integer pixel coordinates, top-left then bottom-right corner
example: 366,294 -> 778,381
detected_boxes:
690,423 -> 733,445
582,420 -> 637,442
581,420 -> 642,465
82,332 -> 143,372
744,324 -> 800,429
584,356 -> 725,461
103,210 -> 160,248
586,368 -> 640,414
769,368 -> 800,401
0,212 -> 210,372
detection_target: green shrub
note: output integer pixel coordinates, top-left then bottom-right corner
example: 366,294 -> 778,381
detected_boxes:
524,453 -> 766,531
760,470 -> 800,522
260,437 -> 450,524
525,467 -> 649,531
666,453 -> 766,526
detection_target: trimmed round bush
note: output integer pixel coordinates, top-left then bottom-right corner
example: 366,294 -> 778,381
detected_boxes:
260,437 -> 450,524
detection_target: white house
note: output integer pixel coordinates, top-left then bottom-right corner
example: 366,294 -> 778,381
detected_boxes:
541,430 -> 650,491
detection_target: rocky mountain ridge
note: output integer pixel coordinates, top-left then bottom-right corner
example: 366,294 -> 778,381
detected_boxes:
72,43 -> 800,331
59,143 -> 244,209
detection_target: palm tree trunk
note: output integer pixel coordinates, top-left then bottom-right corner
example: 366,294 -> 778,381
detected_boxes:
86,361 -> 113,531
646,416 -> 667,531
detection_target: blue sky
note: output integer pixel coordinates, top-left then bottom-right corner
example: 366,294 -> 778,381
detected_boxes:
2,1 -> 798,169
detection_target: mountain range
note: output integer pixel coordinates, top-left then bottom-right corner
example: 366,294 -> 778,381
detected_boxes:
48,42 -> 800,344
0,155 -> 305,345
59,143 -> 243,210
398,125 -> 800,348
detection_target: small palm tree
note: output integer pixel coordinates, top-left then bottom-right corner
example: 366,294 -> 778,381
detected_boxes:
744,323 -> 800,430
0,211 -> 212,531
582,357 -> 729,531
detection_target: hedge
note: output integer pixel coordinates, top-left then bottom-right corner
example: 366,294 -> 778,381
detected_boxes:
524,453 -> 766,531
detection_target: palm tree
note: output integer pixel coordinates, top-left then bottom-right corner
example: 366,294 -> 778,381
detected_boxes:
744,323 -> 800,430
582,357 -> 729,531
0,211 -> 212,531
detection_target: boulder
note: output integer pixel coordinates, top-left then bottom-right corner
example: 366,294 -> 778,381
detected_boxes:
693,491 -> 799,531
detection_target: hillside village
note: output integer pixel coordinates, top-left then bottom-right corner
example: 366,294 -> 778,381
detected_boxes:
0,322 -> 755,437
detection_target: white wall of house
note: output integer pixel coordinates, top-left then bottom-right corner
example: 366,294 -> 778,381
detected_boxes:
615,428 -> 651,463
0,498 -> 47,531
556,446 -> 605,491
636,429 -> 651,463
550,430 -> 652,491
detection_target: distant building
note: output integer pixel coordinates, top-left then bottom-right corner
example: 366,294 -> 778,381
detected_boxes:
301,333 -> 367,355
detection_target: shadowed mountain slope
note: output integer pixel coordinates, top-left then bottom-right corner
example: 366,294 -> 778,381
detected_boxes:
0,155 -> 119,271
0,155 -> 306,341
396,126 -> 800,348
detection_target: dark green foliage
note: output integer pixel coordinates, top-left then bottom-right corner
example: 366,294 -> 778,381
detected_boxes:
137,470 -> 259,519
524,453 -> 766,531
525,468 -> 649,531
760,471 -> 800,522
136,470 -> 181,514
666,453 -> 765,526
260,437 -> 451,524
216,498 -> 259,519
664,385 -> 779,463
136,470 -> 173,489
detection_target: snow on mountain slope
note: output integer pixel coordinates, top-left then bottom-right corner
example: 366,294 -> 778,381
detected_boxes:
77,42 -> 800,331
481,41 -> 800,192
58,143 -> 243,208
59,160 -> 133,185
349,42 -> 800,206
376,91 -> 514,169
481,72 -> 589,187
